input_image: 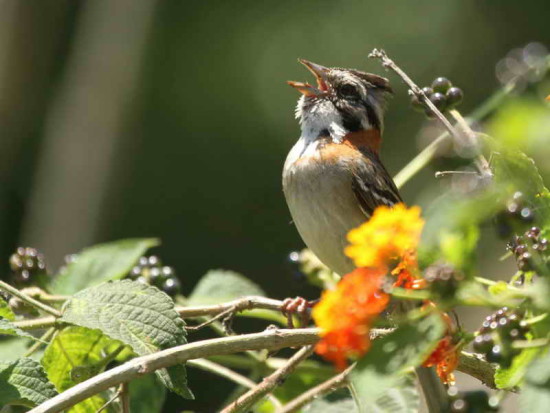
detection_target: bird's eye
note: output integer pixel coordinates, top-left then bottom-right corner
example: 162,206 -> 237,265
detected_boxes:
339,84 -> 359,99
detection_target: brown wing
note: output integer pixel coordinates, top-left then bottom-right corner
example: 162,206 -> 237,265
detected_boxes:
350,149 -> 402,218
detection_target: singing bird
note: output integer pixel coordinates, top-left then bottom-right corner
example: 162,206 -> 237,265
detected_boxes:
283,59 -> 401,277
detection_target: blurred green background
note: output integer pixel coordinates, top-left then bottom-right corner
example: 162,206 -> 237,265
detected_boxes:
0,1 -> 549,411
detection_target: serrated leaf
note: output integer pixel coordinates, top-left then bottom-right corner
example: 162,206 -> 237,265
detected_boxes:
51,238 -> 159,295
60,280 -> 193,398
495,347 -> 541,389
42,326 -> 120,413
129,374 -> 166,413
0,318 -> 38,340
0,296 -> 15,320
520,351 -> 550,413
187,269 -> 265,305
305,398 -> 358,413
350,314 -> 445,410
305,380 -> 419,413
0,357 -> 57,407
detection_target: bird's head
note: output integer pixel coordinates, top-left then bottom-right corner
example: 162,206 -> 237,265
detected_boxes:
288,59 -> 393,144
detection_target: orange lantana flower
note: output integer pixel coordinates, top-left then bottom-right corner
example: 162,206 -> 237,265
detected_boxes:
312,267 -> 389,370
423,306 -> 460,384
345,204 -> 424,269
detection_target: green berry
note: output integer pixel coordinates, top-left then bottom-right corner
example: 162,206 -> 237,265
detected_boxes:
432,77 -> 452,93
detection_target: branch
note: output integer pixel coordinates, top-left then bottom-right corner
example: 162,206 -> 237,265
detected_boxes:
176,296 -> 285,318
13,316 -> 57,331
0,280 -> 61,317
29,328 -> 319,413
221,345 -> 315,413
188,359 -> 282,410
368,49 -> 492,185
280,366 -> 351,413
458,351 -> 497,389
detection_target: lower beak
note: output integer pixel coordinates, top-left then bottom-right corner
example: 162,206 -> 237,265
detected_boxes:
288,58 -> 329,97
286,81 -> 321,97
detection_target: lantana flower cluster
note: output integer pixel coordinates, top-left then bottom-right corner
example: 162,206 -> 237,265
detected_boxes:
312,203 -> 458,383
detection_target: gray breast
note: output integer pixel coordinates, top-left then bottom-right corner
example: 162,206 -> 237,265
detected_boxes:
282,141 -> 368,276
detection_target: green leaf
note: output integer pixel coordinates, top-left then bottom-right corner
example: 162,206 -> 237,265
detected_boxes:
350,314 -> 445,409
369,379 -> 420,413
129,374 -> 166,413
0,357 -> 58,407
0,318 -> 38,340
495,347 -> 541,389
0,296 -> 15,320
305,379 -> 419,413
307,397 -> 358,413
51,238 -> 159,295
439,224 -> 479,274
60,280 -> 193,399
42,326 -> 120,412
187,269 -> 265,305
520,351 -> 550,413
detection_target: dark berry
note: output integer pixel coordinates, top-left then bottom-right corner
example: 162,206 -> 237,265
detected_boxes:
506,201 -> 520,215
410,94 -> 425,112
473,334 -> 494,353
432,77 -> 452,93
486,345 -> 503,363
425,264 -> 463,300
9,247 -> 48,286
429,92 -> 448,112
528,227 -> 541,237
421,86 -> 434,96
513,191 -> 524,201
161,277 -> 181,296
446,87 -> 464,108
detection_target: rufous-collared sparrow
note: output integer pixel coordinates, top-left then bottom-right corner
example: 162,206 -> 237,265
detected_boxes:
283,59 -> 401,277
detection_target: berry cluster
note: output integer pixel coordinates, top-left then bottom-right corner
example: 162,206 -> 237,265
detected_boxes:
9,247 -> 48,286
411,77 -> 464,118
495,192 -> 535,238
447,386 -> 498,412
507,226 -> 548,272
127,256 -> 181,297
473,307 -> 529,368
424,263 -> 464,301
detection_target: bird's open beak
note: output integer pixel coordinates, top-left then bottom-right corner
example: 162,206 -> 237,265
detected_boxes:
287,59 -> 329,97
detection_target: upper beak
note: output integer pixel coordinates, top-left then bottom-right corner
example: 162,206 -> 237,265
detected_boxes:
287,59 -> 329,96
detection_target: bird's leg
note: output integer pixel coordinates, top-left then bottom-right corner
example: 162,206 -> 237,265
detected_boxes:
281,297 -> 318,328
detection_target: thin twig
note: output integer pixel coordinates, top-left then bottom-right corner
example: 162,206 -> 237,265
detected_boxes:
23,327 -> 56,357
176,296 -> 285,318
120,383 -> 130,413
221,345 -> 315,413
0,280 -> 61,317
368,49 -> 492,180
13,316 -> 57,331
279,366 -> 352,413
96,386 -> 122,413
188,358 -> 282,410
448,109 -> 492,177
29,328 -> 319,413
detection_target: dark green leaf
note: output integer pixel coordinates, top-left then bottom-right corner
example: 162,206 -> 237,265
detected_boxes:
350,314 -> 445,409
60,280 -> 193,399
129,374 -> 166,413
520,351 -> 550,413
187,269 -> 265,305
42,326 -> 120,412
51,238 -> 159,295
0,357 -> 57,407
0,318 -> 38,340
